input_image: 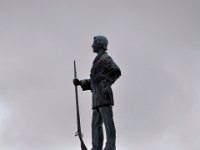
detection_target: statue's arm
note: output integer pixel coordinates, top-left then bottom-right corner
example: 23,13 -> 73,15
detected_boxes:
103,57 -> 121,85
80,79 -> 91,91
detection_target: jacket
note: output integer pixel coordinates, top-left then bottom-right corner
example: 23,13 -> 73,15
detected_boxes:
80,51 -> 121,109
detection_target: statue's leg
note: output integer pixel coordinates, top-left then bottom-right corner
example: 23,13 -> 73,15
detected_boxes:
99,105 -> 116,150
92,108 -> 104,150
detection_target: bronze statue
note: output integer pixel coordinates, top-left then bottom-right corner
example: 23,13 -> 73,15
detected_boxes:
73,36 -> 121,150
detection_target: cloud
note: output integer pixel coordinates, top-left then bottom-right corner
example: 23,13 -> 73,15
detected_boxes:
0,0 -> 200,149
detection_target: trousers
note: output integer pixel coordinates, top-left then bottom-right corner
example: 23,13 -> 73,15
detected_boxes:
92,105 -> 116,150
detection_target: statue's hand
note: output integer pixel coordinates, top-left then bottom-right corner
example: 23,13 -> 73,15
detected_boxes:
73,79 -> 81,86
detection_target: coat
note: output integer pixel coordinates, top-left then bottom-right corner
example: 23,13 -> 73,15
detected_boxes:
80,51 -> 121,109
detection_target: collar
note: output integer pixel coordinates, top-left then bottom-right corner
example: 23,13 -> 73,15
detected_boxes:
93,51 -> 106,65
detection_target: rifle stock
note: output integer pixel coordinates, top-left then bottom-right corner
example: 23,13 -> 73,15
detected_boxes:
74,60 -> 87,150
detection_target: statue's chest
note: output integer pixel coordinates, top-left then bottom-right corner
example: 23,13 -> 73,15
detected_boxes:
91,58 -> 107,75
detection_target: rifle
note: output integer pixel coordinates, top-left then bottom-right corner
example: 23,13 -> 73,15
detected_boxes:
73,60 -> 88,150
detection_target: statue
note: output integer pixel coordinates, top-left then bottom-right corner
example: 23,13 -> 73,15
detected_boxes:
73,35 -> 121,150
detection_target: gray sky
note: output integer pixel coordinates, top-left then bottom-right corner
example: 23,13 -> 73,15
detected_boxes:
0,0 -> 200,150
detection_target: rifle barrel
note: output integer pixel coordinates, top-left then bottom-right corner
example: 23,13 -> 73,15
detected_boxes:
73,60 -> 87,150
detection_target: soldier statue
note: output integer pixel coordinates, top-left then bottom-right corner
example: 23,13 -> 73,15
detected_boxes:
73,35 -> 121,150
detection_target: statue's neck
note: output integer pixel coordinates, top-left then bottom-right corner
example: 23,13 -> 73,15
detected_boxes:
97,49 -> 105,55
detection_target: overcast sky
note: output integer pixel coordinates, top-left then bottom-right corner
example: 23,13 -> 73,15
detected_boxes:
0,0 -> 200,150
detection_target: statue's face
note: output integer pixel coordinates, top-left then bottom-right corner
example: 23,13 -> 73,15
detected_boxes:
91,39 -> 99,53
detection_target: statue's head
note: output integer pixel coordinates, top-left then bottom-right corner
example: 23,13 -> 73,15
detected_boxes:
92,35 -> 108,53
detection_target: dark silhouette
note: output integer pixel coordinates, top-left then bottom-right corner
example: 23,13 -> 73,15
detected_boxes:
73,36 -> 121,150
